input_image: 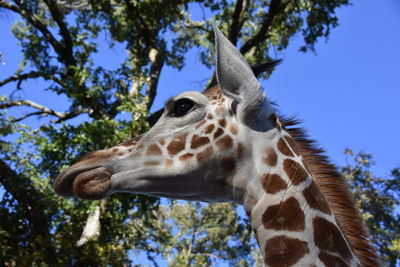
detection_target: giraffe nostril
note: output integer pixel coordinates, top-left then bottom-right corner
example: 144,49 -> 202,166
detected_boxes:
54,159 -> 112,198
72,167 -> 112,200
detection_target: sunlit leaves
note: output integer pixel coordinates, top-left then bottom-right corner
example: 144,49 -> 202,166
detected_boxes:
127,201 -> 257,266
342,149 -> 400,266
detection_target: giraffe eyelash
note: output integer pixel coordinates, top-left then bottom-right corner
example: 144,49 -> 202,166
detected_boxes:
164,97 -> 174,110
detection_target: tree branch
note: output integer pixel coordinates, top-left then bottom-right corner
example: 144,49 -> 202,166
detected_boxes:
123,0 -> 156,47
12,111 -> 43,122
240,0 -> 285,54
8,1 -> 65,59
182,23 -> 209,33
145,48 -> 165,110
192,253 -> 220,259
0,0 -> 19,13
1,0 -> 76,66
228,0 -> 248,46
76,200 -> 106,247
0,99 -> 93,122
0,71 -> 41,88
0,71 -> 65,89
42,0 -> 76,66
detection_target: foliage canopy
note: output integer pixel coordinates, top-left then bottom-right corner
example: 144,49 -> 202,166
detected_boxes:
0,0 -> 398,266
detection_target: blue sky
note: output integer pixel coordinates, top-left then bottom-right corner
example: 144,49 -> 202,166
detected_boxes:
1,1 -> 399,177
264,0 -> 400,177
0,0 -> 399,265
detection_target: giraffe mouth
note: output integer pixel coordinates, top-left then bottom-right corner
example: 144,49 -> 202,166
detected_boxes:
54,162 -> 113,200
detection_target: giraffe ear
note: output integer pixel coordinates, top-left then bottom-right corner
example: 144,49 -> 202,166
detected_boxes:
213,24 -> 272,123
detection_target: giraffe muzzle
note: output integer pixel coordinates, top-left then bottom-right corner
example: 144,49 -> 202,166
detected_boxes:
54,161 -> 113,200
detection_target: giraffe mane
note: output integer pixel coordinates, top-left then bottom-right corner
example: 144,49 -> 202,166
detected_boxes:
280,116 -> 381,267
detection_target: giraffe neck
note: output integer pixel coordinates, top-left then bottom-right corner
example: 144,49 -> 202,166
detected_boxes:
235,125 -> 360,266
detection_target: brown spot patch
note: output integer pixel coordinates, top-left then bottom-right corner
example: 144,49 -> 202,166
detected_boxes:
207,113 -> 213,120
262,147 -> 278,167
262,197 -> 305,231
229,123 -> 238,135
197,146 -> 214,163
112,148 -> 118,153
220,157 -> 236,172
218,118 -> 226,127
204,124 -> 215,134
213,128 -> 224,139
264,236 -> 309,267
313,217 -> 352,260
303,182 -> 331,214
144,161 -> 160,166
237,143 -> 244,159
277,138 -> 294,157
159,138 -> 165,145
121,135 -> 142,147
195,120 -> 206,129
121,140 -> 135,147
166,159 -> 174,167
147,144 -> 162,156
79,150 -> 113,162
262,173 -> 287,194
284,136 -> 299,156
191,135 -> 210,149
216,135 -> 233,150
167,132 -> 188,156
215,107 -> 224,116
179,153 -> 193,161
318,251 -> 350,267
283,159 -> 308,185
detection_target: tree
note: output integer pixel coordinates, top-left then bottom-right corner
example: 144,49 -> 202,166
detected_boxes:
127,201 -> 257,267
341,150 -> 400,267
3,0 -> 387,265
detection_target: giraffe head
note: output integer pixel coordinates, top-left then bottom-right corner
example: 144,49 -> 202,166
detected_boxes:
54,25 -> 275,202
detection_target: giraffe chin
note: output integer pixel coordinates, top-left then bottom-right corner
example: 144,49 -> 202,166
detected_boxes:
72,167 -> 112,200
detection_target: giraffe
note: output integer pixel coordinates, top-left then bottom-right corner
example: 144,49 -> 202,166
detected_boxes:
54,25 -> 380,266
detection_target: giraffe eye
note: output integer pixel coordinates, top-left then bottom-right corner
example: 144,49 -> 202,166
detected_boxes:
171,98 -> 196,117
